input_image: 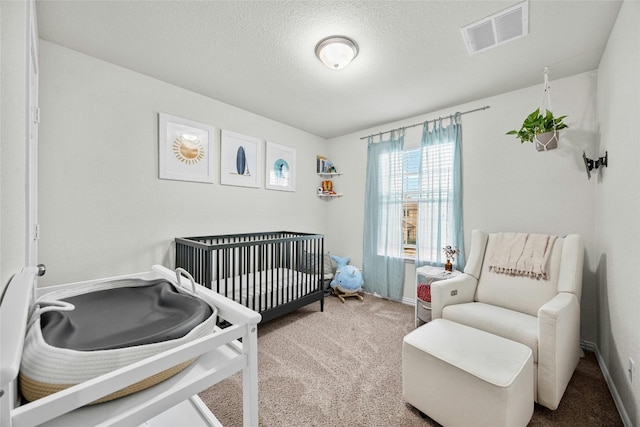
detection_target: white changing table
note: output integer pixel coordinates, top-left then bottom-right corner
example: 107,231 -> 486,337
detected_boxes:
0,265 -> 261,427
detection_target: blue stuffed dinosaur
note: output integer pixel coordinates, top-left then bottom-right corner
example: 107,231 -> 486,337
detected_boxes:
330,255 -> 363,294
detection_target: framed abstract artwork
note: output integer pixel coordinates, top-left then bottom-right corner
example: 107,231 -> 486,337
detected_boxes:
220,130 -> 262,188
158,113 -> 215,183
265,141 -> 296,192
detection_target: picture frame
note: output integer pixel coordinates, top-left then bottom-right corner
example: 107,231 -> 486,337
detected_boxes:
220,130 -> 262,188
265,141 -> 296,192
158,113 -> 215,183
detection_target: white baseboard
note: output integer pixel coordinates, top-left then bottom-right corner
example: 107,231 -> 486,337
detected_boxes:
402,296 -> 415,306
580,340 -> 633,427
363,292 -> 415,306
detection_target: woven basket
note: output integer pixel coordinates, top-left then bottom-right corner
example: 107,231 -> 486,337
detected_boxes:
19,358 -> 195,404
19,278 -> 217,404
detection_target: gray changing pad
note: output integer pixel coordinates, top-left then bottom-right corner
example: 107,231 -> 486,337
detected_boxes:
40,279 -> 213,351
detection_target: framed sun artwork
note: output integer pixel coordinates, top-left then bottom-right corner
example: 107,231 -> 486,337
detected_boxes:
158,113 -> 215,183
265,141 -> 296,192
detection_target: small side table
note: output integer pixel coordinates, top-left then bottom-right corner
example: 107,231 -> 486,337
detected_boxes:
415,265 -> 461,327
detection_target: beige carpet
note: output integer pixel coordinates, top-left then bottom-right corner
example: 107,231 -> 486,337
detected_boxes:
199,295 -> 623,426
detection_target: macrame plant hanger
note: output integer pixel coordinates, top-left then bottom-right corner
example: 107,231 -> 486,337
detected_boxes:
535,67 -> 558,151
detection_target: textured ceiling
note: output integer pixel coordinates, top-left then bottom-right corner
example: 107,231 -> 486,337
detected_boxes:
35,0 -> 622,139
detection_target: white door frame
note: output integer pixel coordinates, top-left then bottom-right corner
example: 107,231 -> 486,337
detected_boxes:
26,0 -> 39,268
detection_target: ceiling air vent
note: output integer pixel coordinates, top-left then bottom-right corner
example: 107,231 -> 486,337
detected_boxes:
462,0 -> 529,55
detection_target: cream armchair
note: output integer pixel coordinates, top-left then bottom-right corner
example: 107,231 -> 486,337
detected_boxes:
430,230 -> 584,410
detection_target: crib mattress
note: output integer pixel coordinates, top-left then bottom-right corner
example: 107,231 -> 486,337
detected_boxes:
212,267 -> 316,310
19,278 -> 217,403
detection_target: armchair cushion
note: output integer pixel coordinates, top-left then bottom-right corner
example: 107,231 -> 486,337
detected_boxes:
442,302 -> 539,362
475,234 -> 564,317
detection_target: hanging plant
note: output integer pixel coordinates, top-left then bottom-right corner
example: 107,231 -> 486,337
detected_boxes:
506,67 -> 569,151
506,108 -> 568,144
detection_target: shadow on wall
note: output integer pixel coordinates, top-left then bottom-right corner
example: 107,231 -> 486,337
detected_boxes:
596,253 -> 637,424
557,70 -> 599,177
562,128 -> 598,173
163,242 -> 174,270
580,250 -> 598,344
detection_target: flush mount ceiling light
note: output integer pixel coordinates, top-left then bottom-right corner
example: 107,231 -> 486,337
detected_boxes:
315,36 -> 359,70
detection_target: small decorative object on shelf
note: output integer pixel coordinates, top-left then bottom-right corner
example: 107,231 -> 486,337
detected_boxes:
317,155 -> 328,173
444,260 -> 453,272
442,245 -> 460,272
317,155 -> 340,174
317,155 -> 340,175
320,179 -> 336,195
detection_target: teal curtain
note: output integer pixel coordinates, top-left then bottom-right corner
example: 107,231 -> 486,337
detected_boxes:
415,113 -> 465,270
362,132 -> 405,300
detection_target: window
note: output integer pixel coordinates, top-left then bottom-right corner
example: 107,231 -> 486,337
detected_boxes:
365,116 -> 462,277
415,141 -> 454,261
379,144 -> 454,259
402,148 -> 421,258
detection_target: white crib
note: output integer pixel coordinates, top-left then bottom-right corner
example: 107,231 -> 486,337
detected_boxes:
0,265 -> 261,427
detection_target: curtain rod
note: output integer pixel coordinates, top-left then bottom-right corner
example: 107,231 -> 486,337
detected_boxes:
359,105 -> 491,140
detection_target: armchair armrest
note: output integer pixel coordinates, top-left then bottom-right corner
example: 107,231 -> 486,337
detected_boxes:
430,274 -> 478,319
537,292 -> 581,410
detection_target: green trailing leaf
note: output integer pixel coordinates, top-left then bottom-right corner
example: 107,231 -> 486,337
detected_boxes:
505,108 -> 569,144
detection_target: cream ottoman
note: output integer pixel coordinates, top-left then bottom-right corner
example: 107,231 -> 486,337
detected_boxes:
402,319 -> 533,427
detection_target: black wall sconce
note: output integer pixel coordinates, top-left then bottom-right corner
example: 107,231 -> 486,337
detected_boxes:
582,151 -> 608,180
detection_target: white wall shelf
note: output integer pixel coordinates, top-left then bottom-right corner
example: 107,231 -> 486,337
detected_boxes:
317,172 -> 343,178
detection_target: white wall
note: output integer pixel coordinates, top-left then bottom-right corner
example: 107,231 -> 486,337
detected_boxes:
326,71 -> 599,341
37,41 -> 329,286
596,1 -> 640,424
0,1 -> 28,291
